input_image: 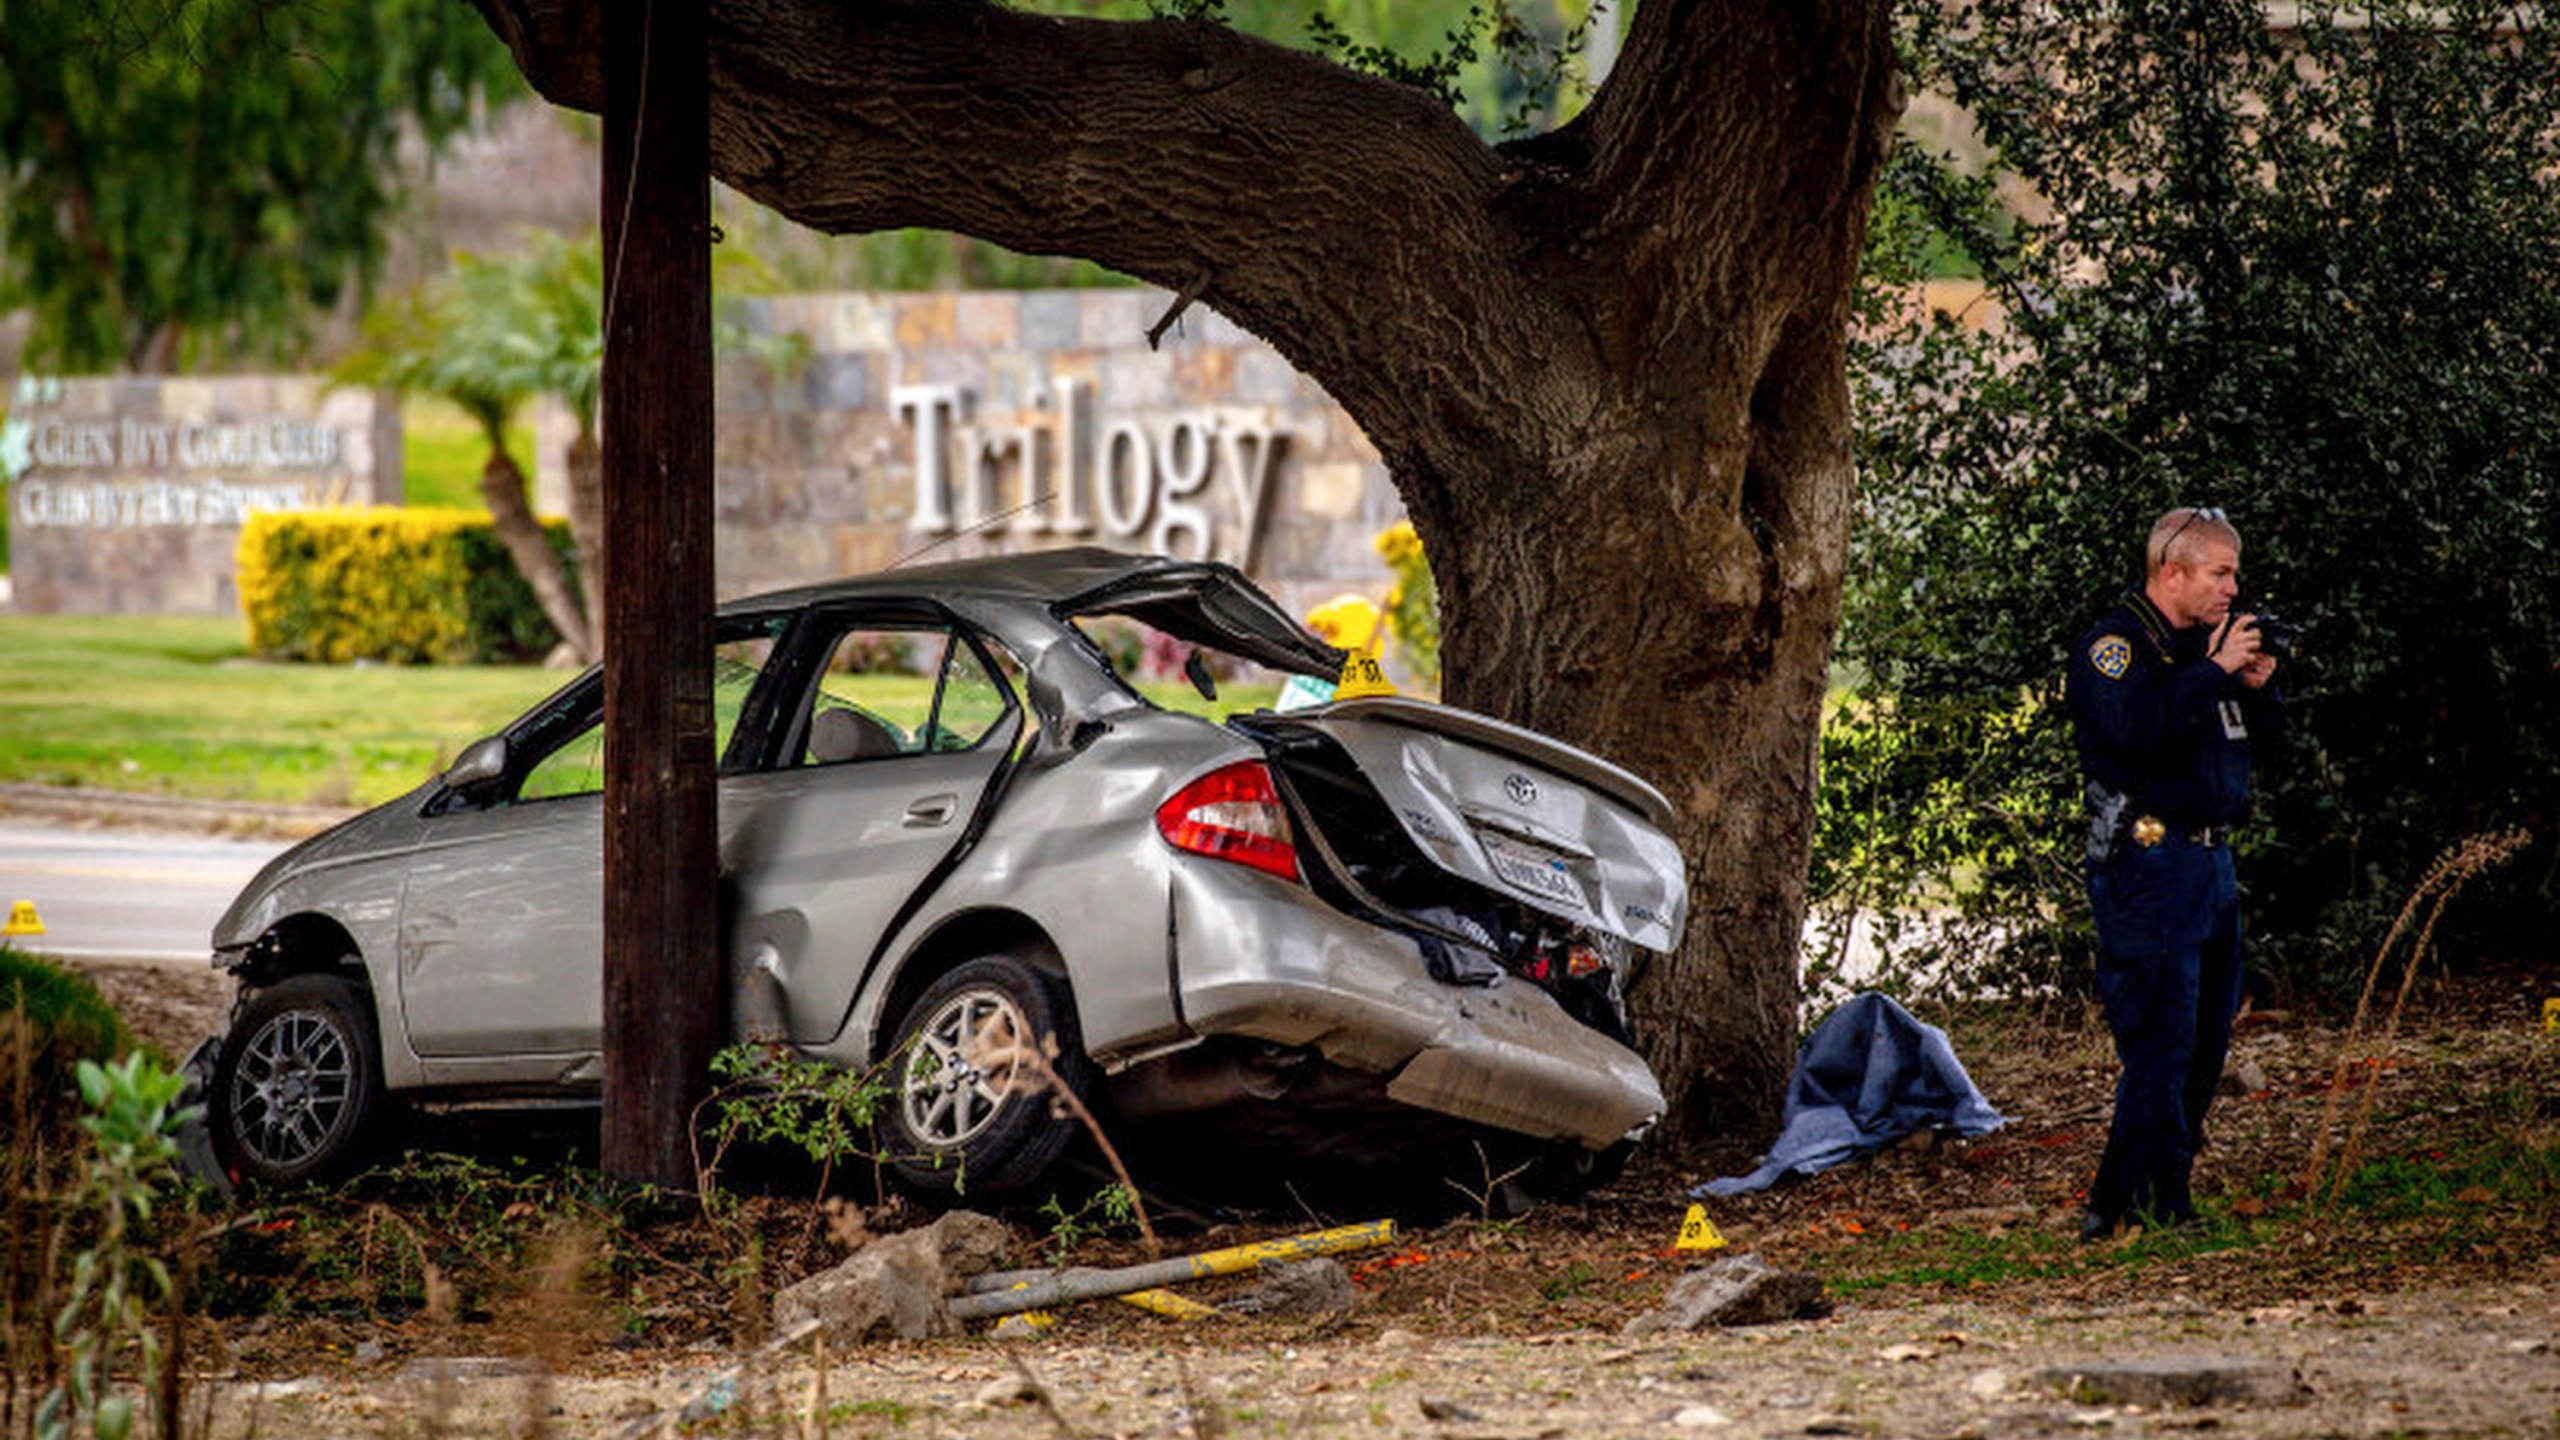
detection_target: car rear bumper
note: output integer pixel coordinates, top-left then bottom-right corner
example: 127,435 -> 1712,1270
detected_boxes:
1163,864 -> 1665,1149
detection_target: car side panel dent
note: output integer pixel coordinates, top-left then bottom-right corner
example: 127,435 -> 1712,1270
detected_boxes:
823,821 -> 1187,1073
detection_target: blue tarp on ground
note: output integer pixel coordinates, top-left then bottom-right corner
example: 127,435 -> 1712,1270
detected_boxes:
1694,992 -> 2007,1197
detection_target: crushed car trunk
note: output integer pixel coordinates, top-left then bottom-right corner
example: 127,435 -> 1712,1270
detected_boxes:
1228,697 -> 1688,1056
1068,558 -> 1681,1177
1250,697 -> 1686,954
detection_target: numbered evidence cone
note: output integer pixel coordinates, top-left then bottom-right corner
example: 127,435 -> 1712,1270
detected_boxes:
3,901 -> 44,938
1304,592 -> 1399,701
1333,651 -> 1399,700
1674,1203 -> 1729,1253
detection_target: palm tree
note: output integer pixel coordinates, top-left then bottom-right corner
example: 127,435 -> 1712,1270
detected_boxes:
502,233 -> 608,653
345,232 -> 802,661
338,253 -> 594,662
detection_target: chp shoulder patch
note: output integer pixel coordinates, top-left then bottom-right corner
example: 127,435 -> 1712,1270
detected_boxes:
2088,634 -> 2134,680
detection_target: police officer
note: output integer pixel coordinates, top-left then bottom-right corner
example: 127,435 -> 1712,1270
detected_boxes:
2066,506 -> 2280,1240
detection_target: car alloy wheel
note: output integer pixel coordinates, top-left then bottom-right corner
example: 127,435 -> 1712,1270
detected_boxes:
900,985 -> 1032,1149
212,971 -> 383,1186
882,953 -> 1094,1200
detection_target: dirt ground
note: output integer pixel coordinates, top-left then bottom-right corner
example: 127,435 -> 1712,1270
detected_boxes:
61,955 -> 2560,1439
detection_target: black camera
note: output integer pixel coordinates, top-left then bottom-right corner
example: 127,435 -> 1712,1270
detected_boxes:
2247,609 -> 2301,661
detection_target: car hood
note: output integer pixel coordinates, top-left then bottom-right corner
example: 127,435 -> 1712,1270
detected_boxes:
1264,697 -> 1688,954
211,789 -> 426,952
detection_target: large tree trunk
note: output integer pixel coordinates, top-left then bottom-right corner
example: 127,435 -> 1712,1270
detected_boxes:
469,0 -> 1901,1146
480,448 -> 594,663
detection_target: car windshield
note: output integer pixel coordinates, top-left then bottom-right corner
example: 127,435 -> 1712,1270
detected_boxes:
1071,616 -> 1290,722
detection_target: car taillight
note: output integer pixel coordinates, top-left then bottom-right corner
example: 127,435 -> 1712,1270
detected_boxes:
1155,760 -> 1301,884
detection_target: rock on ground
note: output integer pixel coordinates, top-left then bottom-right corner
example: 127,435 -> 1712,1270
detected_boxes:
1229,1258 -> 1360,1317
770,1210 -> 1013,1342
1621,1252 -> 1830,1334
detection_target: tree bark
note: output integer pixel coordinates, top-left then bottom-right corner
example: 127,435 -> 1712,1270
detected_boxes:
479,448 -> 593,662
565,426 -> 605,656
468,0 -> 1902,1146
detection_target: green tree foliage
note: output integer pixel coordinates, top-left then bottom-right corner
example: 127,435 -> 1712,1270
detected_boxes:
0,0 -> 520,372
1215,0 -> 1607,135
1833,0 -> 2560,1001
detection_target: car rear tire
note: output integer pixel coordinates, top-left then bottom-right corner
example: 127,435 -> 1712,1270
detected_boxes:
211,971 -> 385,1187
882,954 -> 1093,1201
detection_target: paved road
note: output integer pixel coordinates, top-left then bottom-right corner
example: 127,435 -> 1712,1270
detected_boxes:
0,822 -> 284,963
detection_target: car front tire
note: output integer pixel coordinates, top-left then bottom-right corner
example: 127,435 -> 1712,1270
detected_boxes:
211,971 -> 385,1187
882,954 -> 1094,1201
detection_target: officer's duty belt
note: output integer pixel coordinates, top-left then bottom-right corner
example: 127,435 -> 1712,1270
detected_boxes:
2127,815 -> 2228,849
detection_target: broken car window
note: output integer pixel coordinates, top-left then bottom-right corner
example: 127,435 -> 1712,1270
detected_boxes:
799,625 -> 1014,764
514,619 -> 790,803
1070,617 -> 1282,722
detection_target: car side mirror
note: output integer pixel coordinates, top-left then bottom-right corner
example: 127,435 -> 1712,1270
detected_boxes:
443,735 -> 510,793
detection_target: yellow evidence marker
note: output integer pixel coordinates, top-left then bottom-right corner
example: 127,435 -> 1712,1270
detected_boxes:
1333,652 -> 1398,700
1675,1203 -> 1729,1253
3,901 -> 44,938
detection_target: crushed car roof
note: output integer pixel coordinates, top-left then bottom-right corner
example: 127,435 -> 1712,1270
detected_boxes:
726,546 -> 1214,612
725,547 -> 1347,678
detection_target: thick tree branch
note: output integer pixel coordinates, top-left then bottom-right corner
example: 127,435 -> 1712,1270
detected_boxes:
1581,0 -> 1900,376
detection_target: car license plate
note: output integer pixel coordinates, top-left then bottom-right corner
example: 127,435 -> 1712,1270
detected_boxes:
1482,831 -> 1585,914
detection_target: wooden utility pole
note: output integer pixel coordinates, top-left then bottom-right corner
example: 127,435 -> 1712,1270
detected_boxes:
599,0 -> 718,1189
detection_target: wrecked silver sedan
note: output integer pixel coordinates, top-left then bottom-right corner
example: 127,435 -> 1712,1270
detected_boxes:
200,549 -> 1682,1206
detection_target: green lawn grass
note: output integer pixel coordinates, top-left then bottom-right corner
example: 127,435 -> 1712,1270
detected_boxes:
0,615 -> 570,807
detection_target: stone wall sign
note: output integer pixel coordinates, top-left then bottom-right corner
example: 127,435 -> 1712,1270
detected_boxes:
684,288 -> 1403,619
2,375 -> 401,615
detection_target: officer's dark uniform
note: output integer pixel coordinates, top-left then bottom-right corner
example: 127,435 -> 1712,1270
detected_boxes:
2065,588 -> 2280,1232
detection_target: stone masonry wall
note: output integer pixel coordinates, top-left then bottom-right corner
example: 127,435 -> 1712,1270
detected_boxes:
561,287 -> 1405,621
3,375 -> 401,616
3,289 -> 1401,621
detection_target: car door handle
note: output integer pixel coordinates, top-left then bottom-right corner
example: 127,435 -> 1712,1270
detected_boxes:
904,794 -> 960,828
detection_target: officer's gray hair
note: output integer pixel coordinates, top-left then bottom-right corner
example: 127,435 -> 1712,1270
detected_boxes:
2147,506 -> 2241,575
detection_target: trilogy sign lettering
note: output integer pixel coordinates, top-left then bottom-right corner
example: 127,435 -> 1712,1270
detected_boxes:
4,414 -> 349,531
894,380 -> 1283,568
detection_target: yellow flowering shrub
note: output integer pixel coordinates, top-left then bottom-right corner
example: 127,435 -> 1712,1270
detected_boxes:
1373,519 -> 1441,687
237,509 -> 575,664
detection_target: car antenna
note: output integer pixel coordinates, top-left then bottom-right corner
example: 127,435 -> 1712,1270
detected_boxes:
887,490 -> 1057,570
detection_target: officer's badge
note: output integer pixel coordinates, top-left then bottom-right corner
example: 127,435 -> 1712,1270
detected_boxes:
2088,634 -> 2133,680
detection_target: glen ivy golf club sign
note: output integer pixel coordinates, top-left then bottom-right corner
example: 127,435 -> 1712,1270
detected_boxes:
7,417 -> 349,528
893,379 -> 1284,570
2,374 -> 398,615
3,377 -> 357,532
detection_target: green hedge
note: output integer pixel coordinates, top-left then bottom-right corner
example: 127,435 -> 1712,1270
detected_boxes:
1,944 -> 136,1097
237,508 -> 575,664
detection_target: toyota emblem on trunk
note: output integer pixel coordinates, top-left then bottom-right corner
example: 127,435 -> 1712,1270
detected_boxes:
1504,773 -> 1538,805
